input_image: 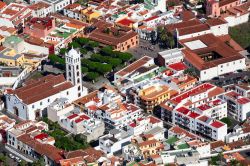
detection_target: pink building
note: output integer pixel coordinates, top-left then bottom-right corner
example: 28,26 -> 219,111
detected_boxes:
206,0 -> 241,17
23,17 -> 55,39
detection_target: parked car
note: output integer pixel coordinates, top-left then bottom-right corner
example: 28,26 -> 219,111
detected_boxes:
9,153 -> 15,159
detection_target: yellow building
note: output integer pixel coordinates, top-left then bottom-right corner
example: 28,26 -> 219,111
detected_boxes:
133,134 -> 164,158
81,8 -> 101,23
0,47 -> 25,66
139,85 -> 178,113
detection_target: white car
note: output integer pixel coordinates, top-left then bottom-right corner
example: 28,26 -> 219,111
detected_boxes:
9,154 -> 15,159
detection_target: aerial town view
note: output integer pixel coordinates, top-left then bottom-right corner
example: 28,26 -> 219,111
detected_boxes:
0,0 -> 250,165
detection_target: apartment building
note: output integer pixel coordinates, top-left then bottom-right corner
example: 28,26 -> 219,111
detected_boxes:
223,91 -> 250,121
29,2 -> 53,18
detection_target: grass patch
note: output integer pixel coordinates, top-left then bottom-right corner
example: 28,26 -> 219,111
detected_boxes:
166,136 -> 179,145
177,143 -> 189,149
229,22 -> 250,49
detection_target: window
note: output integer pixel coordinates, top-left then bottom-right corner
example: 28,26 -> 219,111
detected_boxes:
40,102 -> 42,106
67,91 -> 69,95
32,105 -> 35,109
48,99 -> 50,102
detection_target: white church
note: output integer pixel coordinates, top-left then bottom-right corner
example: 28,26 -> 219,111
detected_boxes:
5,48 -> 88,120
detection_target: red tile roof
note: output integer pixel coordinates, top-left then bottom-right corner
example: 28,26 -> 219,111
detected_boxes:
188,112 -> 200,119
149,116 -> 161,124
211,121 -> 225,128
74,114 -> 90,123
206,18 -> 227,26
237,97 -> 250,105
67,114 -> 78,120
117,18 -> 135,26
168,62 -> 188,71
172,83 -> 214,103
197,104 -> 211,111
144,15 -> 159,22
176,107 -> 190,115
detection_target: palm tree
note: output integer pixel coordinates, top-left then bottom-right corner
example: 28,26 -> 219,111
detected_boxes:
168,37 -> 175,49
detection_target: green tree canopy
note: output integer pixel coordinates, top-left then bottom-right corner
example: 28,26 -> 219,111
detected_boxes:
85,72 -> 99,81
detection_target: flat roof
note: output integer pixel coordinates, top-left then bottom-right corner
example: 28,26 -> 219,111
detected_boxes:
184,40 -> 207,50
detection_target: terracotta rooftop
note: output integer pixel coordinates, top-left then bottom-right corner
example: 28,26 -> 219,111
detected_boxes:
17,134 -> 64,163
9,74 -> 73,104
29,2 -> 51,10
116,56 -> 152,76
180,34 -> 244,70
219,0 -> 238,7
206,18 -> 227,26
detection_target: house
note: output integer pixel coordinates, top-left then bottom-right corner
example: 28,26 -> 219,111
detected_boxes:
99,129 -> 132,154
157,48 -> 184,67
127,116 -> 164,138
180,34 -> 246,81
61,148 -> 104,166
60,110 -> 104,142
223,91 -> 250,121
0,47 -> 25,67
81,8 -> 101,23
87,21 -> 139,52
63,3 -> 85,21
23,17 -> 56,39
7,120 -> 64,165
48,98 -> 105,142
95,101 -> 143,129
131,134 -> 164,159
5,48 -> 88,120
31,0 -> 76,12
114,56 -> 157,87
221,1 -> 250,27
0,115 -> 15,143
226,118 -> 250,143
206,0 -> 241,17
29,2 -> 53,18
0,3 -> 32,29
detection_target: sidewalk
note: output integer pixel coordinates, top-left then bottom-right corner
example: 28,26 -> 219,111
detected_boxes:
5,145 -> 34,163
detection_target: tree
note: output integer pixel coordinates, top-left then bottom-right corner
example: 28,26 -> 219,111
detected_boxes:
68,41 -> 81,49
184,68 -> 197,77
59,48 -> 67,55
88,41 -> 99,48
85,72 -> 99,82
96,64 -> 112,75
220,117 -> 232,127
117,52 -> 132,62
0,153 -> 7,165
168,36 -> 175,49
76,37 -> 89,45
18,160 -> 28,166
108,58 -> 122,68
81,67 -> 88,73
80,48 -> 87,55
31,158 -> 45,166
48,54 -> 65,65
100,46 -> 114,57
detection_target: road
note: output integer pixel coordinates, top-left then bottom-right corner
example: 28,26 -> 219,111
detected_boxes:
209,71 -> 250,87
0,143 -> 18,166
